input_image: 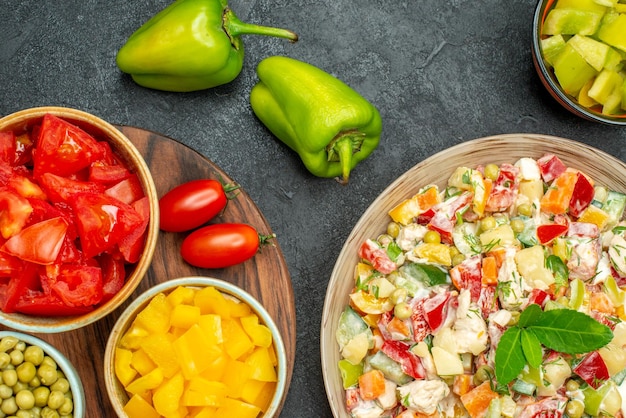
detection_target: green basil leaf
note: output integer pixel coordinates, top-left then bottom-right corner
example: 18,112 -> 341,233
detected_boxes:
531,309 -> 613,354
495,326 -> 525,385
521,329 -> 543,368
518,303 -> 542,328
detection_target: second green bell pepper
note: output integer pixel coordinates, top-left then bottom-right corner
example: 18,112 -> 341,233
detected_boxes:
116,0 -> 298,92
250,56 -> 382,184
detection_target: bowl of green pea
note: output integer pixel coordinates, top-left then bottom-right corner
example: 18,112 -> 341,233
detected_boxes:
0,331 -> 85,417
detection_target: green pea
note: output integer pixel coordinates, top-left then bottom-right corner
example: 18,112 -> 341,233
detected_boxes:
0,397 -> 17,415
46,390 -> 64,410
516,203 -> 532,217
386,222 -> 400,238
15,389 -> 35,410
566,399 -> 584,418
14,342 -> 25,352
8,350 -> 23,367
36,366 -> 57,386
452,253 -> 466,266
480,216 -> 497,232
510,218 -> 525,233
23,346 -> 44,367
2,370 -> 17,388
394,302 -> 413,320
41,407 -> 60,418
40,358 -> 56,371
565,379 -> 580,392
484,164 -> 499,181
16,362 -> 36,384
0,337 -> 19,353
57,397 -> 73,415
50,378 -> 69,394
423,230 -> 441,244
0,353 -> 10,369
32,386 -> 50,408
0,384 -> 12,399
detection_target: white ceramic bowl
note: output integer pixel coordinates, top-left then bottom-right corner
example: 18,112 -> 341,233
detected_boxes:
104,276 -> 288,417
0,330 -> 86,417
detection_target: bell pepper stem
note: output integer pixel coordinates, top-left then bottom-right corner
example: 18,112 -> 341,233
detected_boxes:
224,8 -> 298,45
328,131 -> 366,185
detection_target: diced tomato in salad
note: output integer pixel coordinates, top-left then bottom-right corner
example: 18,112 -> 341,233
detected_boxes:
337,155 -> 626,417
0,114 -> 150,316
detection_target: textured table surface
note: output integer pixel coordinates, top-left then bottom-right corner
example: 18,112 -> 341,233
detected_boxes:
2,1 -> 626,416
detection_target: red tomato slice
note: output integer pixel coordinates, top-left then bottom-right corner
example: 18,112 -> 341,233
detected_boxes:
44,264 -> 103,307
39,172 -> 106,204
98,252 -> 126,302
180,223 -> 262,269
71,192 -> 144,259
89,164 -> 131,185
0,132 -> 16,164
1,217 -> 68,265
158,179 -> 231,232
105,173 -> 144,205
33,114 -> 104,178
14,289 -> 95,316
118,196 -> 150,263
0,187 -> 33,239
0,263 -> 38,313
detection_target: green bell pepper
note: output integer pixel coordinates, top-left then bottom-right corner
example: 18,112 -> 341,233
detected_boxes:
249,56 -> 382,184
116,0 -> 297,92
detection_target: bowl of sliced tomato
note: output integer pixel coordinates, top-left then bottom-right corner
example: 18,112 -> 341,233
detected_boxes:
0,106 -> 159,333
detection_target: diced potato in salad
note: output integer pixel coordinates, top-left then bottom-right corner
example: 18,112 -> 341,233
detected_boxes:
337,154 -> 626,418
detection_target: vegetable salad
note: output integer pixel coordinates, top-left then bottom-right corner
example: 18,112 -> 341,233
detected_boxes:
336,154 -> 626,417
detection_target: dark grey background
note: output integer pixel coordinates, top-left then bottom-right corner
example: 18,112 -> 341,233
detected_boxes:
2,0 -> 626,416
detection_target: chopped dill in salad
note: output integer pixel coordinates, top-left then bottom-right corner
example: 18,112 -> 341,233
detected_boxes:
337,155 -> 626,418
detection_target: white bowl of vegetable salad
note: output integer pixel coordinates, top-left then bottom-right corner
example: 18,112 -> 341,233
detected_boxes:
321,133 -> 626,418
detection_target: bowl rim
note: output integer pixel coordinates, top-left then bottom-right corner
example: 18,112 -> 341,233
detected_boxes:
320,133 -> 626,417
531,0 -> 626,126
104,276 -> 288,417
0,330 -> 86,417
0,106 -> 160,333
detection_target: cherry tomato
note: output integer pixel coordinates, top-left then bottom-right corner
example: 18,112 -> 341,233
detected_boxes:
181,223 -> 271,269
159,179 -> 239,232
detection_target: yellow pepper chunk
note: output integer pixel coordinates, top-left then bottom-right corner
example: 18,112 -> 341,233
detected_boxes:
153,372 -> 185,417
199,314 -> 223,345
182,377 -> 228,407
130,348 -> 156,376
241,380 -> 276,412
577,204 -> 610,230
222,359 -> 251,398
241,314 -> 273,348
134,293 -> 172,334
222,318 -> 254,359
194,286 -> 232,317
215,398 -> 261,418
170,303 -> 201,329
413,243 -> 452,266
140,333 -> 180,378
245,347 -> 278,382
125,367 -> 164,395
166,285 -> 196,307
123,394 -> 160,418
173,324 -> 223,379
388,185 -> 440,225
114,348 -> 137,387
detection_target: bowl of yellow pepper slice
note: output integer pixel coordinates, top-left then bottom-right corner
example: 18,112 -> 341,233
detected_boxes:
104,276 -> 287,417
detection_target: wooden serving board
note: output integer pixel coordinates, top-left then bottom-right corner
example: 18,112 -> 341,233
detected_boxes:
1,126 -> 296,416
